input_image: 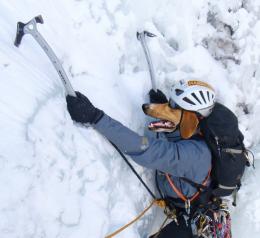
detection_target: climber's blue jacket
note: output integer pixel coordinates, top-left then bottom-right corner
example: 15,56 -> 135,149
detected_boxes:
94,114 -> 211,199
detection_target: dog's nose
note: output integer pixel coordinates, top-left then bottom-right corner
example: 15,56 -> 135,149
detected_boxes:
142,103 -> 149,112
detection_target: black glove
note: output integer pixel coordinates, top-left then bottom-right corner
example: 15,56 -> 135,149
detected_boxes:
66,91 -> 104,124
149,89 -> 168,103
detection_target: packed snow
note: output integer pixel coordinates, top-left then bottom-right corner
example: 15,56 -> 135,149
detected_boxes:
0,0 -> 260,237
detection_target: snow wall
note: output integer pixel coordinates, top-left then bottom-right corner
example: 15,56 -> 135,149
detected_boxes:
0,0 -> 260,237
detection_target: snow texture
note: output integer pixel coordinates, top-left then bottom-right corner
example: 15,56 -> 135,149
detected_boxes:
0,0 -> 260,237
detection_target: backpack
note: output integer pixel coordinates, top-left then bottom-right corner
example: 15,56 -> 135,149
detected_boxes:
199,102 -> 249,199
159,102 -> 251,211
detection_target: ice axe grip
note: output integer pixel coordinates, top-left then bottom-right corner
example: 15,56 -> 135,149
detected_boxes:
14,15 -> 44,47
137,31 -> 157,91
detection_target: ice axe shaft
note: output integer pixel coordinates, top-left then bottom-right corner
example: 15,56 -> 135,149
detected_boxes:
14,15 -> 76,97
137,31 -> 157,91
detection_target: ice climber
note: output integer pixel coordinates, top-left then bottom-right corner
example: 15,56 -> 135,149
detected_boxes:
66,80 -> 216,237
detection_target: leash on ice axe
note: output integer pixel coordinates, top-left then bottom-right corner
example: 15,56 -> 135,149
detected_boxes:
14,15 -> 76,97
14,13 -> 159,201
137,31 -> 157,92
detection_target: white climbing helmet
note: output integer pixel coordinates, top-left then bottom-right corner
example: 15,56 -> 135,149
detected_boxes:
169,80 -> 216,117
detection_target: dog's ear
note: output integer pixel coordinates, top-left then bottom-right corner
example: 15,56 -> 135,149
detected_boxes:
180,111 -> 199,139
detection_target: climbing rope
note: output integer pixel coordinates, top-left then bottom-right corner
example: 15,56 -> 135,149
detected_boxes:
103,141 -> 167,237
109,141 -> 157,199
105,199 -> 166,238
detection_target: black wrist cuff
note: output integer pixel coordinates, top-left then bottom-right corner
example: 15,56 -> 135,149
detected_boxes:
93,110 -> 104,124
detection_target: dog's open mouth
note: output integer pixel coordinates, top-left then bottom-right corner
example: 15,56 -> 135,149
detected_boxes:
148,120 -> 176,132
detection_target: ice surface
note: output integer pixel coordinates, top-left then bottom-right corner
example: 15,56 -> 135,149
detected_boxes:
0,0 -> 260,237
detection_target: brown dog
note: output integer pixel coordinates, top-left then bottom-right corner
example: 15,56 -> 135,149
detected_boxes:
142,103 -> 199,139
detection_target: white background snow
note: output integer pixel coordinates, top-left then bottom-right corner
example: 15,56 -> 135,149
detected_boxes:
0,0 -> 260,237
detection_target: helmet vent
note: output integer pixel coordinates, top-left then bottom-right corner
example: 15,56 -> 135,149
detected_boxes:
199,90 -> 207,103
191,92 -> 202,104
169,80 -> 215,116
175,89 -> 184,96
207,91 -> 210,102
183,97 -> 196,105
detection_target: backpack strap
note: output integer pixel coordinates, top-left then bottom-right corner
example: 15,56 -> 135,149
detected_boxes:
217,184 -> 238,190
222,148 -> 244,154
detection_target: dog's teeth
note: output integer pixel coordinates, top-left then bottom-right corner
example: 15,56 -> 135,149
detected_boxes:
149,120 -> 175,130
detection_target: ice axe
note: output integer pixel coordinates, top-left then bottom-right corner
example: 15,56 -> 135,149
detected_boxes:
14,15 -> 76,97
137,31 -> 157,92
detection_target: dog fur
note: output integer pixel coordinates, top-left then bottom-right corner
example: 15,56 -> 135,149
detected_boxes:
142,103 -> 199,139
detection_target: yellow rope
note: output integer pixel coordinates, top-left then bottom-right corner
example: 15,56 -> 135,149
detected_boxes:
105,199 -> 166,238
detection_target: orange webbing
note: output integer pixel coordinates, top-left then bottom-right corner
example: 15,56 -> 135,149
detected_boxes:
166,169 -> 211,203
166,174 -> 187,201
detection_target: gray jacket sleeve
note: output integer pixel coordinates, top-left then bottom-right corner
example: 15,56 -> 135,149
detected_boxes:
94,114 -> 211,177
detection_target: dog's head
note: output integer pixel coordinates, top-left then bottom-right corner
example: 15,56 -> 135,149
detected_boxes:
142,103 -> 199,139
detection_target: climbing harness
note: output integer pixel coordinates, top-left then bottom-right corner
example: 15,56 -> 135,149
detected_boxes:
165,169 -> 211,214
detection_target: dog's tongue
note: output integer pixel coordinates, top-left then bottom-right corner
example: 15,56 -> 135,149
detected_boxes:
148,120 -> 176,132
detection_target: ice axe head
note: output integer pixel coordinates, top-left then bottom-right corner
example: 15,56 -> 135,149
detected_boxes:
14,15 -> 44,47
136,31 -> 156,40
